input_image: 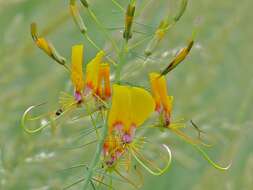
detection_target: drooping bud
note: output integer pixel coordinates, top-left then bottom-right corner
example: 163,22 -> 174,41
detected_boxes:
30,22 -> 67,67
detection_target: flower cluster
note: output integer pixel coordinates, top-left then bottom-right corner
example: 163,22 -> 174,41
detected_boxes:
22,0 -> 230,189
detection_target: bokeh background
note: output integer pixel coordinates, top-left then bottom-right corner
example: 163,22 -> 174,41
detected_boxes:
0,0 -> 253,189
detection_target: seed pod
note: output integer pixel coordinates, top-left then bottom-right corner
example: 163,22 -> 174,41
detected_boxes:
123,1 -> 136,41
70,0 -> 87,34
160,39 -> 194,76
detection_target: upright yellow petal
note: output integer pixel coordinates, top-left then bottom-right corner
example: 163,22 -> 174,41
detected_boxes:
149,72 -> 173,114
156,75 -> 169,110
165,96 -> 173,114
149,72 -> 162,111
108,85 -> 131,131
130,87 -> 155,127
85,51 -> 105,90
96,63 -> 111,99
71,44 -> 84,93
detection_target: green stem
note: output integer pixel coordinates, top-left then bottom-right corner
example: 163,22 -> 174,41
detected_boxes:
115,40 -> 128,82
82,116 -> 108,190
111,0 -> 124,11
87,8 -> 120,53
84,33 -> 117,66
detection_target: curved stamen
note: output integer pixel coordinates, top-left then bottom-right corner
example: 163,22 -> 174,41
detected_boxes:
173,127 -> 232,171
171,127 -> 212,147
130,143 -> 172,176
21,102 -> 69,134
193,145 -> 232,171
21,103 -> 49,134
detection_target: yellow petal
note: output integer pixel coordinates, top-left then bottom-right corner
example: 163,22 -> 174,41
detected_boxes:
96,63 -> 111,99
130,87 -> 155,127
71,44 -> 84,93
108,85 -> 155,132
108,85 -> 131,131
156,75 -> 169,110
149,72 -> 162,111
165,96 -> 173,114
85,51 -> 105,90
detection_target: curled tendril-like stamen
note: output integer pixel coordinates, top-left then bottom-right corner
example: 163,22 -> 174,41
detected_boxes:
193,145 -> 232,171
170,127 -> 212,148
130,144 -> 172,176
21,103 -> 50,134
173,127 -> 232,171
21,103 -> 69,134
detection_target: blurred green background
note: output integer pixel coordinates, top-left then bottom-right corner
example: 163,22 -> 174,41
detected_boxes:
0,0 -> 253,189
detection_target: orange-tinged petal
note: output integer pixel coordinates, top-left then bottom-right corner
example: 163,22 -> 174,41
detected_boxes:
85,51 -> 105,90
149,72 -> 173,114
96,63 -> 111,99
149,73 -> 162,111
156,75 -> 169,111
165,96 -> 173,115
71,44 -> 84,93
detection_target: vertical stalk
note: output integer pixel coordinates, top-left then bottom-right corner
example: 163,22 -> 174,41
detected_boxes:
115,41 -> 128,82
82,115 -> 108,190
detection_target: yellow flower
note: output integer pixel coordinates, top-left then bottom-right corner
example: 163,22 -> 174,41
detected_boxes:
149,72 -> 173,126
71,44 -> 84,101
108,84 -> 155,143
